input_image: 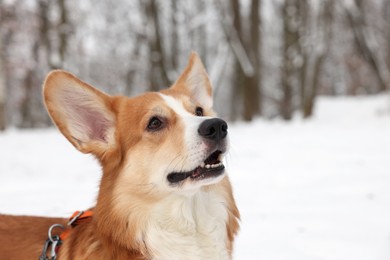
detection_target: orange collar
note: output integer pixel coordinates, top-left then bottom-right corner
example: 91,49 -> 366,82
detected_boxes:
40,210 -> 94,259
60,210 -> 94,241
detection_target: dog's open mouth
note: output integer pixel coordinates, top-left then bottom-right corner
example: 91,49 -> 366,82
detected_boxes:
167,150 -> 225,184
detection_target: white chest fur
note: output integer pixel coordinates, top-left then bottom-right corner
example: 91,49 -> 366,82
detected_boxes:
145,190 -> 229,260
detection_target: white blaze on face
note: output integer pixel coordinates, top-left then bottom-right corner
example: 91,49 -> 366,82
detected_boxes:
159,93 -> 211,172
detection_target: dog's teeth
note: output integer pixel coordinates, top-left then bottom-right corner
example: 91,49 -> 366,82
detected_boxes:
212,163 -> 220,168
202,162 -> 223,169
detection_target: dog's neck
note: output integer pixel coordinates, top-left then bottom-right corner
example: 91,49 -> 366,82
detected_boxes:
145,189 -> 230,259
94,183 -> 230,259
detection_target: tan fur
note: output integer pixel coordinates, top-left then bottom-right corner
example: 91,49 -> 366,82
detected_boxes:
0,215 -> 67,260
0,52 -> 239,259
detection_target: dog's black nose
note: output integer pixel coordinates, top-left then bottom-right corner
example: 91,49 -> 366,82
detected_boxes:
198,118 -> 228,142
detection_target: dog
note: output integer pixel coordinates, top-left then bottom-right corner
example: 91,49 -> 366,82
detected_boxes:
0,52 -> 240,259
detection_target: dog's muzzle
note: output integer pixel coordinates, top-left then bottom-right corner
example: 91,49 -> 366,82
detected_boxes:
167,118 -> 228,185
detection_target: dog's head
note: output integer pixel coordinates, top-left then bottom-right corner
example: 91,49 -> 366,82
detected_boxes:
43,53 -> 229,193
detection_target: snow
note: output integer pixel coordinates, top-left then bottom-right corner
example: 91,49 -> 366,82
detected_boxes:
1,95 -> 390,260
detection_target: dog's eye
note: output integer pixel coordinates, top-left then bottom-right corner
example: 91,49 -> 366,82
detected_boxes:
195,107 -> 204,117
147,117 -> 163,131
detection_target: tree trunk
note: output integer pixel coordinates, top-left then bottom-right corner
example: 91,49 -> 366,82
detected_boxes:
229,0 -> 243,121
145,0 -> 170,91
38,0 -> 54,69
229,0 -> 261,121
0,40 -> 5,131
20,68 -> 38,128
297,0 -> 309,117
19,0 -> 52,128
0,101 -> 4,131
280,0 -> 299,120
171,0 -> 179,72
384,1 -> 390,74
57,0 -> 69,68
303,54 -> 323,118
0,7 -> 14,131
245,0 -> 262,119
197,0 -> 208,64
303,0 -> 334,118
345,0 -> 388,92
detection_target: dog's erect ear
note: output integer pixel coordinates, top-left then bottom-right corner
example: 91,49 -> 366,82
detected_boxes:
172,52 -> 213,108
43,70 -> 115,154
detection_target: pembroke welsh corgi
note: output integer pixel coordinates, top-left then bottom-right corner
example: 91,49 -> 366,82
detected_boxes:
0,52 -> 239,259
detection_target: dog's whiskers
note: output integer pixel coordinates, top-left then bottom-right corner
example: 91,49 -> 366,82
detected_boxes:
167,153 -> 188,172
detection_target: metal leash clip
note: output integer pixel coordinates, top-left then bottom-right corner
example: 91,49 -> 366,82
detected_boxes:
39,238 -> 51,260
38,224 -> 64,260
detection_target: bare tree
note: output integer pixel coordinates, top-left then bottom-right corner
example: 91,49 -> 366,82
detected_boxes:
170,0 -> 179,72
246,0 -> 262,119
0,4 -> 7,130
384,1 -> 390,74
280,0 -> 300,120
57,0 -> 70,68
279,0 -> 334,119
195,0 -> 208,64
19,0 -> 52,128
345,0 -> 389,92
217,0 -> 262,121
0,2 -> 17,130
301,0 -> 334,118
144,0 -> 170,91
0,39 -> 5,131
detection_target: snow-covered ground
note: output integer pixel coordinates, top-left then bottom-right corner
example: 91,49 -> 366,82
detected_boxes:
1,95 -> 390,260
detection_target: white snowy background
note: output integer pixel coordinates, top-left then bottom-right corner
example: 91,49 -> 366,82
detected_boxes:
1,94 -> 390,260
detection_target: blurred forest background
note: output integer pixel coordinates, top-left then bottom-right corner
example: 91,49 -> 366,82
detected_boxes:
0,0 -> 389,130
